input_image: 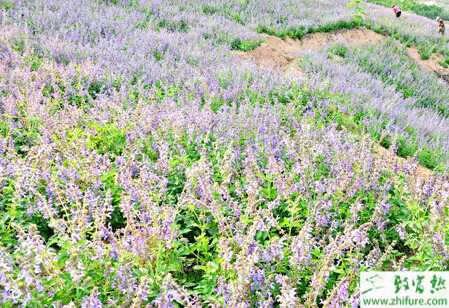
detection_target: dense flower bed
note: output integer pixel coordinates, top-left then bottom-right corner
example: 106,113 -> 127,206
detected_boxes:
0,0 -> 448,306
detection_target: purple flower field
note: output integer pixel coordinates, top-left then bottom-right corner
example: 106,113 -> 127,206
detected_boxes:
0,0 -> 448,306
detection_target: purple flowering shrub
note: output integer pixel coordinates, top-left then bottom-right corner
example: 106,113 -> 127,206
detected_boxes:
346,40 -> 449,118
302,47 -> 449,170
162,0 -> 353,31
0,0 -> 448,306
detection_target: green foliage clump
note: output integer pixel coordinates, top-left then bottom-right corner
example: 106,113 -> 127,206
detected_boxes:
396,136 -> 418,159
25,54 -> 44,71
87,80 -> 106,100
153,50 -> 164,61
202,4 -> 219,15
88,123 -> 127,159
417,43 -> 436,60
11,115 -> 42,157
140,135 -> 159,162
257,19 -> 363,40
157,19 -> 189,33
0,179 -> 54,249
135,7 -> 153,29
41,78 -> 107,111
0,120 -> 10,137
174,204 -> 221,300
0,0 -> 14,10
101,0 -> 119,5
417,148 -> 444,170
101,170 -> 126,231
11,38 -> 26,54
328,44 -> 349,58
439,57 -> 449,68
230,38 -> 263,51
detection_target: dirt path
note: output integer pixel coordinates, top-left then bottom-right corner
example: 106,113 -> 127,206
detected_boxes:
406,47 -> 449,77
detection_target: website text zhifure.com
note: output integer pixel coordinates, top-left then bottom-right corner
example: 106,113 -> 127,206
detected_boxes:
363,296 -> 448,306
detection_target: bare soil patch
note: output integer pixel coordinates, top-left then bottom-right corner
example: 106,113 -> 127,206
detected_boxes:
237,29 -> 384,77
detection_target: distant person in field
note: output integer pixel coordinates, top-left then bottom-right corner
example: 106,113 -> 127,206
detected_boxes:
392,5 -> 401,18
437,17 -> 445,35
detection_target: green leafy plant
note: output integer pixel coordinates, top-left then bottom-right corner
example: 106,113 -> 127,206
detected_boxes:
101,170 -> 125,231
157,19 -> 189,32
328,44 -> 349,58
418,147 -> 443,170
230,38 -> 263,51
0,0 -> 15,10
88,123 -> 127,159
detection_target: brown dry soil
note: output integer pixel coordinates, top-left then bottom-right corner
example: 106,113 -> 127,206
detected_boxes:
237,28 -> 441,182
237,29 -> 385,78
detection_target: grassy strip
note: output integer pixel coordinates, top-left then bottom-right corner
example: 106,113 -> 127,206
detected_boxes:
256,19 -> 363,40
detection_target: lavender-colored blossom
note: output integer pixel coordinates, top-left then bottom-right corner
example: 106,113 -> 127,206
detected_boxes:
81,291 -> 103,308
